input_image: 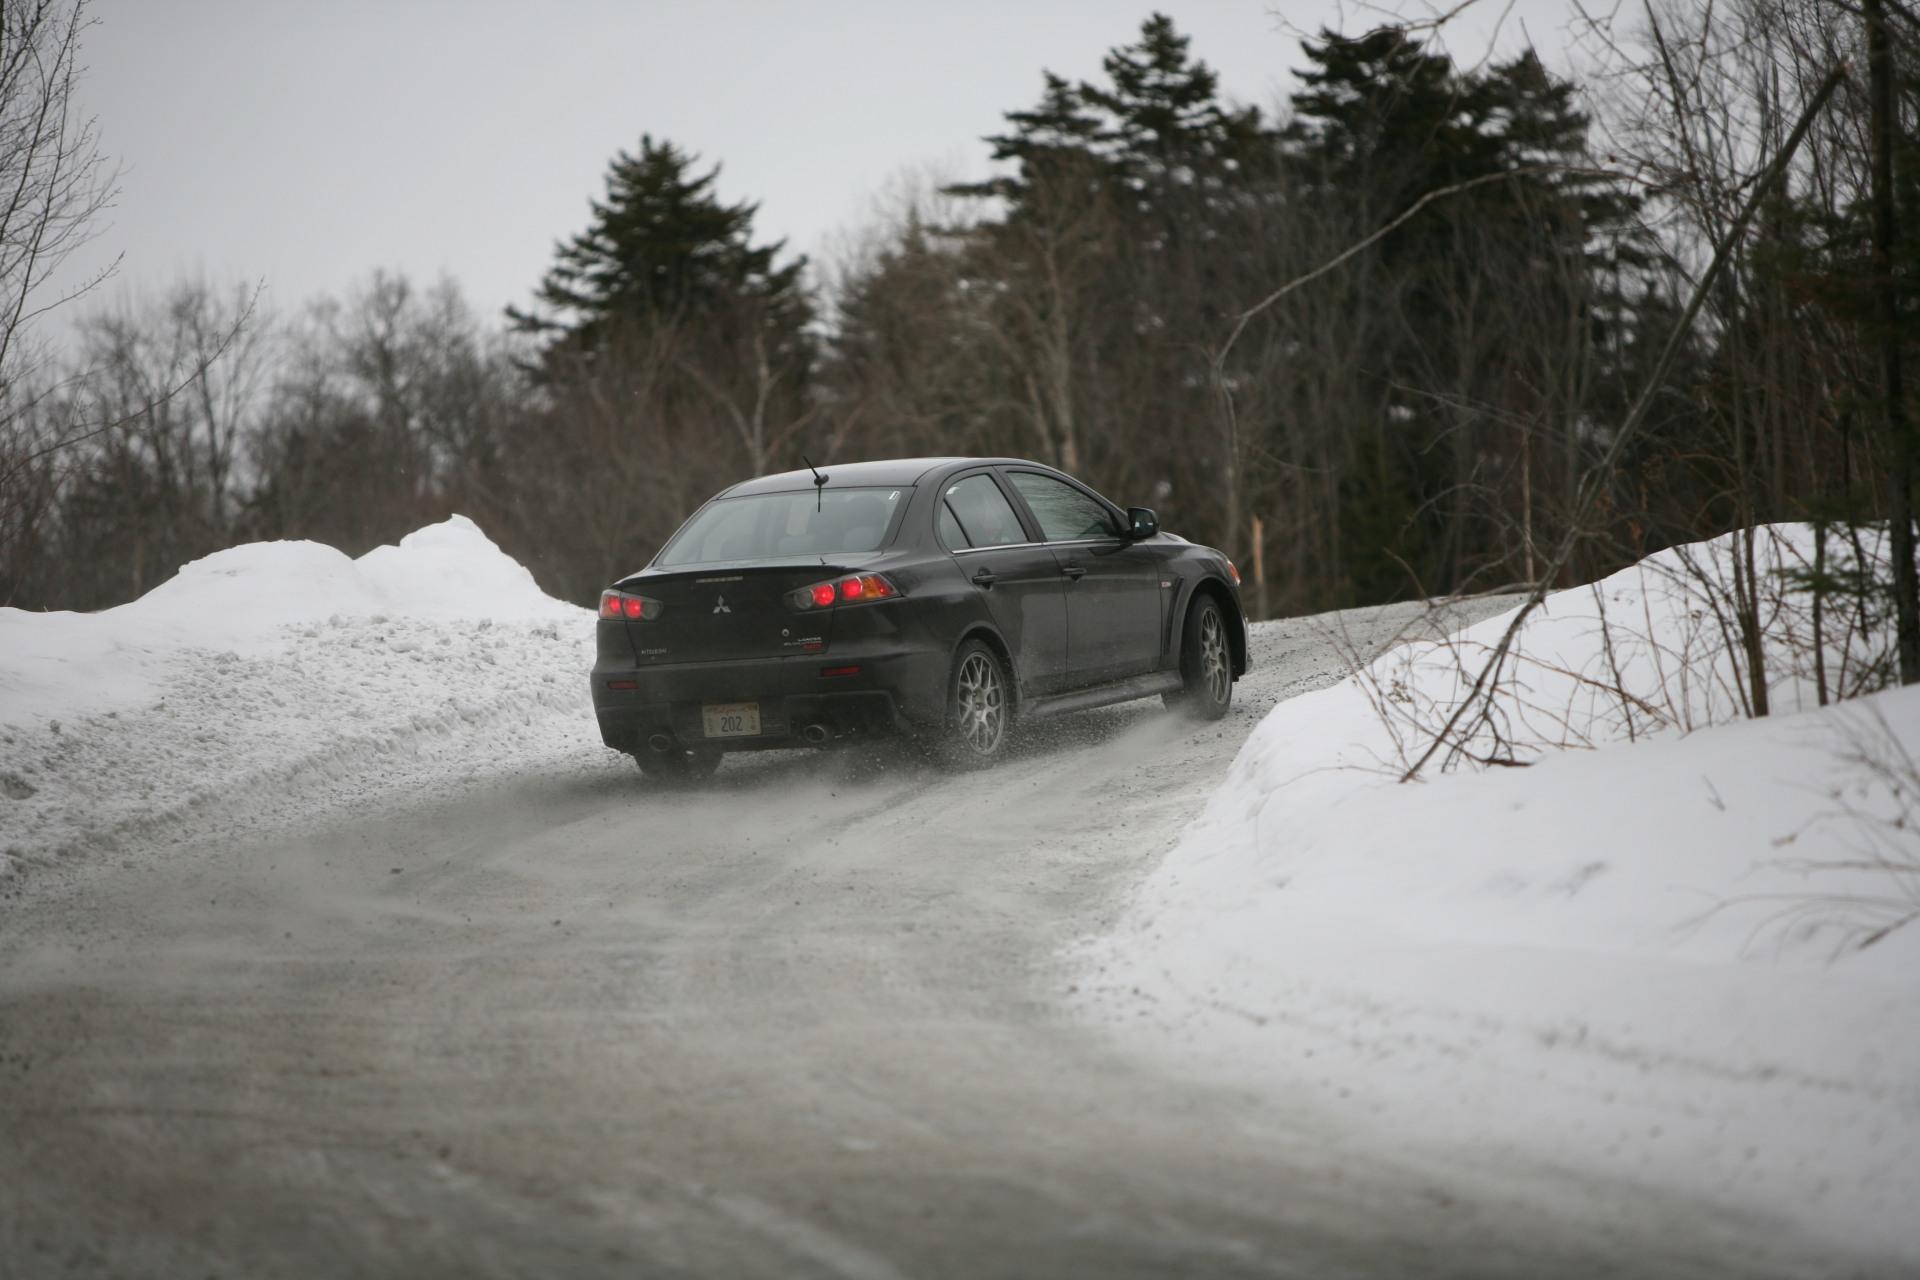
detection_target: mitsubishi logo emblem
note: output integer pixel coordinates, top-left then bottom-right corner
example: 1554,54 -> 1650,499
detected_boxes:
712,594 -> 732,615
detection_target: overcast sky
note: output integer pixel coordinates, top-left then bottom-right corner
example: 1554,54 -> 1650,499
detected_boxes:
68,0 -> 1592,331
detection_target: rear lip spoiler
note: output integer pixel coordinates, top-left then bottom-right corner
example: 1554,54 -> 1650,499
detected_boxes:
616,556 -> 891,591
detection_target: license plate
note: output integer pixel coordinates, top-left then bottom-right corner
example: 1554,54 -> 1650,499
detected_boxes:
701,702 -> 761,738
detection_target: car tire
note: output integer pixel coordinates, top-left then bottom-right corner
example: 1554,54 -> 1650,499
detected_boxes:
635,745 -> 723,783
933,639 -> 1014,768
1165,594 -> 1233,720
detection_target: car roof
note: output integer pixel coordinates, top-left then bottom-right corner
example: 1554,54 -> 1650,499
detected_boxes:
719,457 -> 1047,497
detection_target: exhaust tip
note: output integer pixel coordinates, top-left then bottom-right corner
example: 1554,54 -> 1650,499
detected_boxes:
800,723 -> 830,745
646,733 -> 674,753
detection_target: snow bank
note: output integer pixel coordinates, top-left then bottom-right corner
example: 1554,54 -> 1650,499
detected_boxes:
1082,528 -> 1920,1263
0,518 -> 597,878
1353,524 -> 1894,773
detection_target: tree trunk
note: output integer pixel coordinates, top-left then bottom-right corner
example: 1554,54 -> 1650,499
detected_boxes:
1869,0 -> 1920,684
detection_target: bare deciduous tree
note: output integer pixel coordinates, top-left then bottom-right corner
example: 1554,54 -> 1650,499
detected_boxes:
0,0 -> 116,599
0,0 -> 115,392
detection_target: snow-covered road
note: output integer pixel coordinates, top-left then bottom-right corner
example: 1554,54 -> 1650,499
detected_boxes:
0,594 -> 1873,1279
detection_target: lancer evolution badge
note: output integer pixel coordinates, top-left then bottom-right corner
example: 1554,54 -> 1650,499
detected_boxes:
712,595 -> 731,615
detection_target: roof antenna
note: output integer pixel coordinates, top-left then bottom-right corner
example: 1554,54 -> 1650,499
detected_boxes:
802,454 -> 828,512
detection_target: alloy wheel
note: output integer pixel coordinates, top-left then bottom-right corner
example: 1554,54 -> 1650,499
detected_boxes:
955,651 -> 1006,755
1199,607 -> 1229,706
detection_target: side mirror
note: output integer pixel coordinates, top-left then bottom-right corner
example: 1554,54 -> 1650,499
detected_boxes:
1127,507 -> 1159,540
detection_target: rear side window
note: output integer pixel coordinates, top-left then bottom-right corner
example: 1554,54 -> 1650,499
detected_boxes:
657,487 -> 907,566
936,502 -> 969,552
942,475 -> 1027,549
1007,471 -> 1118,541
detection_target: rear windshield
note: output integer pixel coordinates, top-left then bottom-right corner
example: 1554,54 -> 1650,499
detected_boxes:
656,487 -> 909,567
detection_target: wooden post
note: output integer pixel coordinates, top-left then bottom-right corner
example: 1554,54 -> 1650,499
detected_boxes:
1251,514 -> 1268,622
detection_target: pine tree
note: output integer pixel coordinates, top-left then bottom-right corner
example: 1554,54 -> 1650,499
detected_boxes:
1278,29 -> 1648,594
931,14 -> 1271,504
508,135 -> 808,365
944,72 -> 1108,206
1078,13 -> 1266,211
949,14 -> 1267,233
501,135 -> 817,594
1284,28 -> 1502,271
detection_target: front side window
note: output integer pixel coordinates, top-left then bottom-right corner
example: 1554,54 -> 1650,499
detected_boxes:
1007,471 -> 1117,542
941,474 -> 1028,549
657,487 -> 907,566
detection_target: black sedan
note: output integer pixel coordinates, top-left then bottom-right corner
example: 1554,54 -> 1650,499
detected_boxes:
591,457 -> 1249,777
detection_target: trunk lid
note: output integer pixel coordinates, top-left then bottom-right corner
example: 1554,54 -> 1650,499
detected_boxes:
617,555 -> 882,664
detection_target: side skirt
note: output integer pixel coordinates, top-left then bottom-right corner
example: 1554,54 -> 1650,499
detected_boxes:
1020,671 -> 1183,721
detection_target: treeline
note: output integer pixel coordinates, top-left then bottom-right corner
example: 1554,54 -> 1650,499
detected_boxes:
2,2 -> 1917,621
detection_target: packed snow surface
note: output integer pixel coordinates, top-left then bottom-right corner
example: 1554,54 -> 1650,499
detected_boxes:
0,517 -> 595,877
3,517 -> 1914,1267
1081,527 -> 1920,1263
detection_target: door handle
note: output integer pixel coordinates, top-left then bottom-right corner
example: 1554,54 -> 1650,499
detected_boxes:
971,567 -> 997,588
1062,565 -> 1086,581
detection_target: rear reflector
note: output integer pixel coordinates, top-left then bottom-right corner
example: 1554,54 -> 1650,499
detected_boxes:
820,665 -> 861,678
605,679 -> 639,691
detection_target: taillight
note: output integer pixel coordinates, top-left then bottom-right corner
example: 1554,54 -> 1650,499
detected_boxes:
788,573 -> 901,610
599,589 -> 662,621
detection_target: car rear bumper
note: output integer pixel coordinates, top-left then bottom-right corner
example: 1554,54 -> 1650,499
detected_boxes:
591,645 -> 948,753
